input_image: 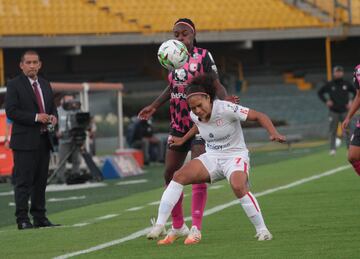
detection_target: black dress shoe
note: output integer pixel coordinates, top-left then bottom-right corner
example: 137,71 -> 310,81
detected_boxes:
33,219 -> 61,228
18,221 -> 34,230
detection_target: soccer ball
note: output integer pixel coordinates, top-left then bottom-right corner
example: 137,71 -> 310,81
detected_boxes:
157,39 -> 189,70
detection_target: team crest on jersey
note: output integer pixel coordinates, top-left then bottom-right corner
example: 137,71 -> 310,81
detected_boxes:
209,133 -> 214,138
216,119 -> 223,126
192,53 -> 199,59
189,63 -> 198,72
174,68 -> 187,82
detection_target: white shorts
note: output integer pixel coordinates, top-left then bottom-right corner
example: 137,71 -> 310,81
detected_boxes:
196,151 -> 250,184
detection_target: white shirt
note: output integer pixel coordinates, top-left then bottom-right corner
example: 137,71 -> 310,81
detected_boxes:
190,100 -> 249,155
28,77 -> 46,122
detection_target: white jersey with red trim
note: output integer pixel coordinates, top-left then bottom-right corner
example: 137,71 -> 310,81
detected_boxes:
190,100 -> 249,155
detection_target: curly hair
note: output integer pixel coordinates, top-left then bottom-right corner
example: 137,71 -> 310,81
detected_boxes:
186,73 -> 216,102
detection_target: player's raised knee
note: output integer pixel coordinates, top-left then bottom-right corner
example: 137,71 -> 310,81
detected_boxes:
172,170 -> 188,185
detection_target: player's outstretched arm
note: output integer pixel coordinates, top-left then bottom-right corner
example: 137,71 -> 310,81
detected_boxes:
169,125 -> 199,147
343,90 -> 360,129
138,85 -> 171,120
246,109 -> 286,143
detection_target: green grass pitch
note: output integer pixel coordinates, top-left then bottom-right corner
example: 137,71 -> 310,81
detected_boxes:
0,144 -> 359,258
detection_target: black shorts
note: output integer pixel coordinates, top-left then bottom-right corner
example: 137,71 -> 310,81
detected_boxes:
350,126 -> 360,146
168,128 -> 205,152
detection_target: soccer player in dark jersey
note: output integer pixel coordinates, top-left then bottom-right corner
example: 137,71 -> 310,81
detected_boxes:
342,64 -> 360,176
138,18 -> 237,245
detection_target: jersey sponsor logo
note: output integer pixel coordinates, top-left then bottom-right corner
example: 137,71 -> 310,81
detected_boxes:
206,134 -> 230,143
216,118 -> 223,126
171,92 -> 187,99
206,142 -> 231,150
189,63 -> 198,72
174,68 -> 187,82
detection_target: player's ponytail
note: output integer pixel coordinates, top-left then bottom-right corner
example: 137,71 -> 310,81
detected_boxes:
186,73 -> 216,102
174,18 -> 197,47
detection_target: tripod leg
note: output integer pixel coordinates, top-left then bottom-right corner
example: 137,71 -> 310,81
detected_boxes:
47,146 -> 77,185
81,151 -> 103,181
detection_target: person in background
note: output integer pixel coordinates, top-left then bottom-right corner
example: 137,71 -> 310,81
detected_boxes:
318,65 -> 356,155
5,50 -> 59,230
127,117 -> 160,165
56,94 -> 81,184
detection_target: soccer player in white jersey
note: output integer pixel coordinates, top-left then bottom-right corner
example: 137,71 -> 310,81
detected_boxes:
147,74 -> 286,243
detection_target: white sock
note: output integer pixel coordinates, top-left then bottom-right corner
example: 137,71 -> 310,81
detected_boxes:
239,192 -> 267,232
156,180 -> 184,225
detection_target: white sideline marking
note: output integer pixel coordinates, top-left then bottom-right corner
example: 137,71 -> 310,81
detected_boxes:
53,164 -> 351,259
95,214 -> 119,220
147,200 -> 161,206
46,182 -> 107,192
72,214 -> 120,228
9,196 -> 86,206
0,182 -> 107,197
126,206 -> 144,212
116,179 -> 148,186
0,191 -> 14,196
72,223 -> 90,227
48,196 -> 86,202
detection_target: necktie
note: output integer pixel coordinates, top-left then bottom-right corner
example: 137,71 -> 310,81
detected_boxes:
32,81 -> 45,113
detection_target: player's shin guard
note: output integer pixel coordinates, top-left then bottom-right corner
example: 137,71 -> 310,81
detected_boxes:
239,192 -> 267,232
191,183 -> 207,230
351,160 -> 360,176
171,192 -> 184,229
156,181 -> 184,226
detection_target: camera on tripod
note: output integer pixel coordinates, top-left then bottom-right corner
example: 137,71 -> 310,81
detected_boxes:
47,98 -> 103,185
62,100 -> 90,146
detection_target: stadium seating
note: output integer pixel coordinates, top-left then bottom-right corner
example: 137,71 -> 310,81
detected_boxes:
91,0 -> 326,32
0,0 -> 139,36
305,0 -> 360,24
239,84 -> 328,126
0,0 -> 327,36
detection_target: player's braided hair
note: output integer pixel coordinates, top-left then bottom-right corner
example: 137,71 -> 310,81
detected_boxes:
186,73 -> 216,102
174,18 -> 198,47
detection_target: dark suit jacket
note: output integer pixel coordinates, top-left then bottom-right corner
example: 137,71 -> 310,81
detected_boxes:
5,73 -> 57,151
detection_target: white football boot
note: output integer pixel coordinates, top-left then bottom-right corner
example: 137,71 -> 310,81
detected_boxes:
184,226 -> 202,245
255,229 -> 273,241
147,218 -> 166,240
157,223 -> 190,245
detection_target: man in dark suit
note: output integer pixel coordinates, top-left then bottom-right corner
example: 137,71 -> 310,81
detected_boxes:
5,50 -> 60,230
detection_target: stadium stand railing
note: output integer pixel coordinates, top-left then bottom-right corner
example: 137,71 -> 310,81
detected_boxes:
302,0 -> 360,24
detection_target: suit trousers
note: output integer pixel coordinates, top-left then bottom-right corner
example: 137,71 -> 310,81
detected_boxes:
14,134 -> 50,223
